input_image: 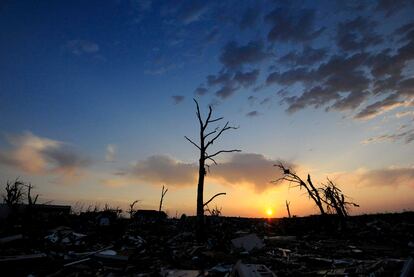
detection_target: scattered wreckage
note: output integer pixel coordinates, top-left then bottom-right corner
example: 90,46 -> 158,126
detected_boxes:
0,206 -> 413,276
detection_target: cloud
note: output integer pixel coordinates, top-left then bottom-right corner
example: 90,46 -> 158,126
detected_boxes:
353,167 -> 414,188
105,144 -> 116,162
215,85 -> 238,100
283,86 -> 340,114
205,69 -> 260,99
209,153 -> 293,192
398,78 -> 414,96
394,22 -> 414,43
234,69 -> 260,88
172,95 -> 185,104
207,71 -> 232,86
246,111 -> 260,117
396,110 -> 414,118
355,94 -> 406,120
266,67 -> 314,86
121,155 -> 197,186
265,8 -> 324,42
362,128 -> 414,144
192,1 -> 414,124
336,16 -> 383,52
0,132 -> 90,180
375,0 -> 413,17
108,153 -> 292,192
195,87 -> 208,96
65,40 -> 100,55
269,51 -> 392,114
219,40 -> 269,69
247,95 -> 258,105
279,46 -> 328,66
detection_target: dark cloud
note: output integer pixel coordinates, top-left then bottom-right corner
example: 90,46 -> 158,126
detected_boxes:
246,111 -> 260,117
329,91 -> 369,111
266,67 -> 313,86
265,8 -> 324,42
239,5 -> 261,30
207,71 -> 232,86
206,71 -> 239,99
269,53 -> 373,113
204,69 -> 260,100
41,147 -> 91,174
215,85 -> 238,99
219,40 -> 269,69
260,97 -> 272,105
375,0 -> 412,17
279,46 -> 328,66
394,22 -> 414,42
248,95 -> 258,105
398,78 -> 414,96
362,128 -> 414,144
172,95 -> 185,104
285,86 -> 340,114
195,87 -> 208,96
336,16 -> 383,51
355,94 -> 404,119
234,69 -> 260,88
194,0 -> 414,122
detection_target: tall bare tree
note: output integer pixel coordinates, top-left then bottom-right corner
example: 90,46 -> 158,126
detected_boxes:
159,185 -> 168,212
185,99 -> 240,240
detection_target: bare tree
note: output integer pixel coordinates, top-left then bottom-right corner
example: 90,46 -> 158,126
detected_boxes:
322,178 -> 359,218
286,200 -> 291,218
2,179 -> 25,208
185,99 -> 240,240
159,185 -> 168,212
274,163 -> 325,215
26,183 -> 39,206
128,200 -> 140,218
205,205 -> 222,217
274,163 -> 359,217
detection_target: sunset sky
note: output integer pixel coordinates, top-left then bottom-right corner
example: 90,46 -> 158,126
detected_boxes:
1,0 -> 413,217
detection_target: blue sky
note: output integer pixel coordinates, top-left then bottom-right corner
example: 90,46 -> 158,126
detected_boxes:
1,0 -> 414,217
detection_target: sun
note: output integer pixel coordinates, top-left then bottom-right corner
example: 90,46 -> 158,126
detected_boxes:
266,208 -> 273,217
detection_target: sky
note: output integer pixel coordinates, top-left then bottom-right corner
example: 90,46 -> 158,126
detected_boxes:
0,0 -> 414,218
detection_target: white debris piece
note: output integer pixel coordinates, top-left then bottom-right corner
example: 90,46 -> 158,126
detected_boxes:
231,234 -> 264,252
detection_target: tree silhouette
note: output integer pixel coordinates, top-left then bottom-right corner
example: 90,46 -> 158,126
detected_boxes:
185,99 -> 240,240
274,163 -> 359,217
159,185 -> 168,212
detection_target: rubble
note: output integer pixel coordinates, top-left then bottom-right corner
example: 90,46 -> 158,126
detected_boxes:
231,234 -> 264,252
231,261 -> 276,277
0,208 -> 413,276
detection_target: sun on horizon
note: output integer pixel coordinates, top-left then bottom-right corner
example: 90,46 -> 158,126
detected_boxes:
266,208 -> 273,217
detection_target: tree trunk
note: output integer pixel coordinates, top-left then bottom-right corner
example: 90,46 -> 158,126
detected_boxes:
196,154 -> 205,240
286,200 -> 291,218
